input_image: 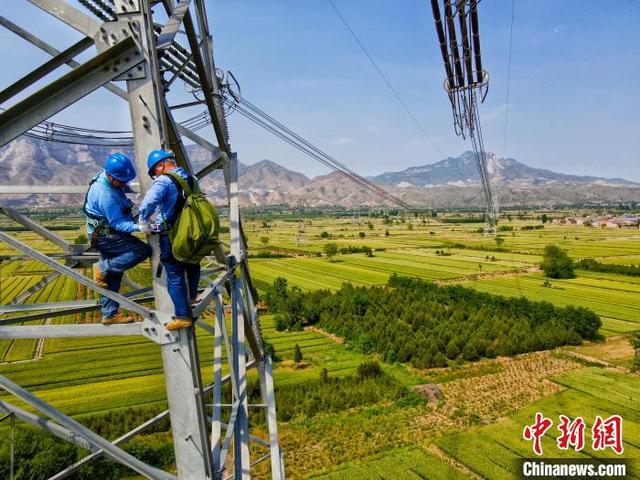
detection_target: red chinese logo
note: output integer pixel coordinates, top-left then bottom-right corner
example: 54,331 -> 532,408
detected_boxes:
523,412 -> 553,455
524,413 -> 624,456
592,415 -> 624,454
557,415 -> 585,451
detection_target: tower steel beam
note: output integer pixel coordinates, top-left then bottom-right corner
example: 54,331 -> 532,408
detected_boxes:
0,15 -> 129,100
0,378 -> 177,480
114,0 -> 213,476
0,36 -> 94,105
0,37 -> 141,146
0,1 -> 284,477
28,0 -> 101,37
0,230 -> 152,317
0,205 -> 75,252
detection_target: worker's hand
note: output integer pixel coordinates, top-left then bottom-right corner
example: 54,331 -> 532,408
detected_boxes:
138,220 -> 153,234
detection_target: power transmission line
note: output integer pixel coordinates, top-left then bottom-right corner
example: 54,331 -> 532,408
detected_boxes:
327,0 -> 442,156
227,96 -> 412,209
501,0 -> 515,158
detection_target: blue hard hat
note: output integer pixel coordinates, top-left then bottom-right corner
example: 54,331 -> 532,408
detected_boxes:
104,153 -> 136,183
147,149 -> 175,177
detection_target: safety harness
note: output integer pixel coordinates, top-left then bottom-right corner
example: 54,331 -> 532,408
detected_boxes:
82,174 -> 133,247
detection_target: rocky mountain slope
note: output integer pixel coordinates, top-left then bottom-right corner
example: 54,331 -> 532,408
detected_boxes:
1,137 -> 638,208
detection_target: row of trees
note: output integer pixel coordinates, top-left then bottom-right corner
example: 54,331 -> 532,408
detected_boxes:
0,426 -> 174,480
575,258 -> 640,277
266,274 -> 602,368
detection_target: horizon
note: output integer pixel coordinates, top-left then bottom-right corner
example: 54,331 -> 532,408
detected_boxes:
237,151 -> 638,184
1,1 -> 639,182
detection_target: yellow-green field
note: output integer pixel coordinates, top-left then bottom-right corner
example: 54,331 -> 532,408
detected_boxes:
1,210 -> 638,478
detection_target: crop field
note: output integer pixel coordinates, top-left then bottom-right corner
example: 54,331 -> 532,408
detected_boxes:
0,315 -> 421,417
1,210 -> 639,478
464,272 -> 640,335
250,248 -> 533,292
436,368 -> 640,479
310,446 -> 469,480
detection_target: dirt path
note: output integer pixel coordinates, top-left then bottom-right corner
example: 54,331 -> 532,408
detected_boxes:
34,317 -> 51,360
425,444 -> 482,479
0,317 -> 50,365
437,266 -> 541,285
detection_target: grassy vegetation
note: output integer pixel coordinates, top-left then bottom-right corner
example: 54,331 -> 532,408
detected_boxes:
464,272 -> 640,335
436,368 -> 640,479
1,210 -> 639,478
310,446 -> 469,480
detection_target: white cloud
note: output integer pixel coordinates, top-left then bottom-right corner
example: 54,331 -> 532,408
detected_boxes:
332,136 -> 356,145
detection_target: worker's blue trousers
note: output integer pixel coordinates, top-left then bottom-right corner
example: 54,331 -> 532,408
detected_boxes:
95,232 -> 151,319
159,234 -> 201,318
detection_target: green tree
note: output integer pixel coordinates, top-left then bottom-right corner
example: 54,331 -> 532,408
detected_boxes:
267,277 -> 288,313
495,236 -> 505,247
74,233 -> 88,244
323,243 -> 338,261
384,229 -> 390,237
367,221 -> 374,230
541,213 -> 549,224
540,244 -> 575,279
356,360 -> 382,380
433,352 -> 448,368
260,236 -> 269,246
320,231 -> 330,239
293,344 -> 303,364
358,231 -> 366,238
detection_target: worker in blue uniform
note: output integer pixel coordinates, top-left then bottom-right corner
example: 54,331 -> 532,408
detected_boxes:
84,153 -> 151,324
139,149 -> 200,330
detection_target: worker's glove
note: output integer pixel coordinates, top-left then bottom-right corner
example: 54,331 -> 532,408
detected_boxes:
138,220 -> 153,234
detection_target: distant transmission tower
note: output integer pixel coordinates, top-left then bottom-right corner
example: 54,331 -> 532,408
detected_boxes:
296,199 -> 308,245
430,0 -> 499,235
0,2 -> 284,479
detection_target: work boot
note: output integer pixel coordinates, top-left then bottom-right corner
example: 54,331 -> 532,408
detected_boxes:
92,263 -> 108,288
166,317 -> 194,331
101,312 -> 134,325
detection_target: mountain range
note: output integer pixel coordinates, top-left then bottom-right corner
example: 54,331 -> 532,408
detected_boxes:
1,137 -> 639,208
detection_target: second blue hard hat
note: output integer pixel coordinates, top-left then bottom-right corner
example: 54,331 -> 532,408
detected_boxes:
104,153 -> 136,183
147,149 -> 175,177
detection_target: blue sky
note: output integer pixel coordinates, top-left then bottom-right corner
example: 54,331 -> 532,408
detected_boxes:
1,1 -> 639,181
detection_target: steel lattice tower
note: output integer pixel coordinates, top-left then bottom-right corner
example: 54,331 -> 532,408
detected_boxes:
0,1 -> 284,479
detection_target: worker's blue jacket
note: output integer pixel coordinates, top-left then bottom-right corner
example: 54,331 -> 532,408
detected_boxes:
139,167 -> 191,228
84,171 -> 139,235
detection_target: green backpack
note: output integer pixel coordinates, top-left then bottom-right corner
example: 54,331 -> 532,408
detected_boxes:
164,170 -> 220,264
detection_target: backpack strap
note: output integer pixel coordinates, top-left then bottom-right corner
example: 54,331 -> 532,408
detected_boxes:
162,171 -> 196,228
164,170 -> 195,196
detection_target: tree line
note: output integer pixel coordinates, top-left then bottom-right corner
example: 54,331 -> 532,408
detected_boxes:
267,274 -> 602,368
575,258 -> 640,277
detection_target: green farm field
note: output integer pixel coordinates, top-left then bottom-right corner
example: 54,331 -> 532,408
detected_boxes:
1,210 -> 639,478
436,368 -> 640,479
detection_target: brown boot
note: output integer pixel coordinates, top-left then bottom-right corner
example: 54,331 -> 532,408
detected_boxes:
92,263 -> 108,288
102,312 -> 134,325
166,317 -> 194,330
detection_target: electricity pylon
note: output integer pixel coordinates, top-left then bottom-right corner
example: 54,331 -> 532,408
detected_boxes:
0,1 -> 284,478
